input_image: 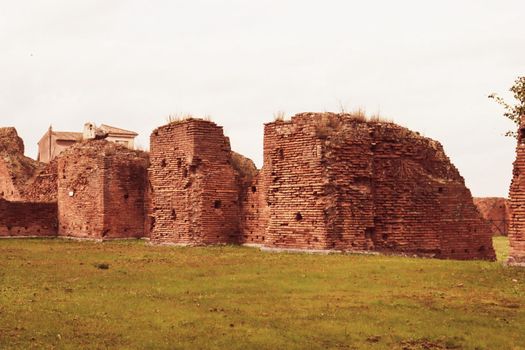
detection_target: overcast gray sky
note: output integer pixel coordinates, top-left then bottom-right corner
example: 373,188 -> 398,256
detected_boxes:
1,0 -> 523,197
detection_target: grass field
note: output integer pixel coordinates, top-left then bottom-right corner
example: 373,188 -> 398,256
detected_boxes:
0,236 -> 524,349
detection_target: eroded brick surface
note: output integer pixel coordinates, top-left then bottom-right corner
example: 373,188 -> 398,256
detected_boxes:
242,113 -> 495,260
509,120 -> 525,264
0,127 -> 42,201
57,140 -> 148,239
474,197 -> 509,236
149,119 -> 241,245
0,199 -> 57,237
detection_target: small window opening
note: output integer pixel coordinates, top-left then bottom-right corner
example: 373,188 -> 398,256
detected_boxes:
295,212 -> 303,221
365,227 -> 376,239
438,187 -> 443,193
214,200 -> 222,209
251,186 -> 257,193
171,209 -> 177,220
161,159 -> 167,168
278,149 -> 284,160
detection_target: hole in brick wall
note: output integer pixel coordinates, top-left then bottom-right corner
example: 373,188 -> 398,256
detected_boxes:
451,249 -> 456,254
161,159 -> 167,168
182,168 -> 188,178
478,246 -> 486,252
295,212 -> 303,221
521,128 -> 525,142
124,193 -> 129,200
177,158 -> 182,168
214,200 -> 222,209
382,233 -> 388,240
102,229 -> 110,237
464,249 -> 469,253
438,187 -> 443,193
365,227 -> 376,239
190,165 -> 198,174
251,186 -> 257,193
63,175 -> 66,179
171,209 -> 177,220
278,149 -> 284,160
0,192 -> 3,196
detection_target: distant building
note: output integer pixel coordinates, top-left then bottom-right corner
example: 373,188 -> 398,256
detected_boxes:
38,124 -> 138,163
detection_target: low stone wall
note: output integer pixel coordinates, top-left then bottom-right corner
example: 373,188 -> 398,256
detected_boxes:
0,199 -> 57,237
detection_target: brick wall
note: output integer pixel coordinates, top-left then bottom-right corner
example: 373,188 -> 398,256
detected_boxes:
244,113 -> 495,260
474,197 -> 509,236
0,199 -> 57,237
508,119 -> 525,265
149,119 -> 241,245
57,140 -> 148,239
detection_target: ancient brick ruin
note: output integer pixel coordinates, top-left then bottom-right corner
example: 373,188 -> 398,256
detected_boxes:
0,199 -> 57,238
508,118 -> 525,265
241,113 -> 495,260
149,120 -> 241,245
57,140 -> 148,239
474,197 -> 509,236
0,114 -> 497,261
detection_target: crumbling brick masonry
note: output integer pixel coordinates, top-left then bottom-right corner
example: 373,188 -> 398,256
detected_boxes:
0,199 -> 57,237
474,197 -> 509,236
241,113 -> 495,260
57,140 -> 148,239
149,119 -> 241,245
508,118 -> 525,265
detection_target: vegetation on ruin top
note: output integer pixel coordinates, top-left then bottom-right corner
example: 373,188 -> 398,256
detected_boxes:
166,113 -> 212,125
0,236 -> 523,349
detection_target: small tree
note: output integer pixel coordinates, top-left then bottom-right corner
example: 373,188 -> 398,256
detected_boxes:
489,76 -> 525,138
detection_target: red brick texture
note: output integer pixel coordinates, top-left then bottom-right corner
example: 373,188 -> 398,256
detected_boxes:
149,119 -> 241,245
474,197 -> 509,236
57,140 -> 148,239
508,119 -> 525,265
0,199 -> 57,237
242,113 -> 495,260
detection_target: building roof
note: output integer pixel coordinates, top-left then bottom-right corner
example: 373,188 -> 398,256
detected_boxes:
53,131 -> 83,141
100,124 -> 138,137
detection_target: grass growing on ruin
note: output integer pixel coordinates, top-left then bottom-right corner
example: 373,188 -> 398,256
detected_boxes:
0,237 -> 524,350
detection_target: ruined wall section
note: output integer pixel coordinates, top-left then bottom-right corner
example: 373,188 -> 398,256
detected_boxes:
58,144 -> 105,238
367,123 -> 494,260
474,197 -> 509,236
149,119 -> 241,245
508,119 -> 525,265
0,199 -> 57,237
316,115 -> 375,251
58,141 -> 147,239
20,160 -> 58,202
102,148 -> 148,239
0,127 -> 42,201
248,113 -> 494,260
253,117 -> 335,249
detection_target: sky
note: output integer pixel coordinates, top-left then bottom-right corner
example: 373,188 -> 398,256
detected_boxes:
0,0 -> 524,197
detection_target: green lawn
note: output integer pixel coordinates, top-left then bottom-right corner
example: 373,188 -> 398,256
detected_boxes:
0,237 -> 524,350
